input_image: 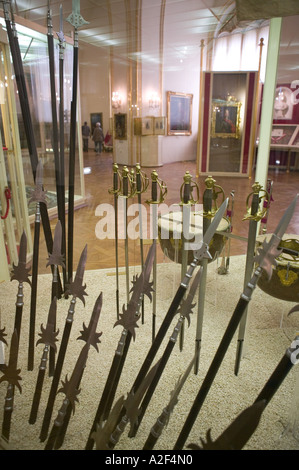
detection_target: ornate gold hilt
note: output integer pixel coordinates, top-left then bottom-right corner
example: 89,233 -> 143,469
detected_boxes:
203,175 -> 225,218
243,182 -> 269,221
135,163 -> 149,195
118,166 -> 136,198
146,170 -> 167,204
179,171 -> 199,206
108,163 -> 122,195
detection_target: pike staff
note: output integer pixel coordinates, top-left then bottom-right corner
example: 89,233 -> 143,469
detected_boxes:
47,3 -> 67,292
135,163 -> 149,324
108,199 -> 228,449
128,269 -> 202,439
85,243 -> 155,450
46,220 -> 65,376
27,160 -> 47,370
44,293 -> 103,450
143,355 -> 196,450
189,333 -> 299,450
65,0 -> 89,286
146,170 -> 167,342
0,329 -> 22,443
234,183 -> 269,376
179,171 -> 199,352
53,291 -> 103,449
10,230 -> 31,348
1,1 -> 62,296
29,298 -> 59,424
39,244 -> 88,442
173,194 -> 298,450
108,163 -> 121,320
101,359 -> 161,450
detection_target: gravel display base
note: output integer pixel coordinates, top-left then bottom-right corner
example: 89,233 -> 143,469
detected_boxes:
0,254 -> 298,451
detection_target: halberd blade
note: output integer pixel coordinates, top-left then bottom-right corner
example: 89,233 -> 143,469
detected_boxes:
0,330 -> 22,394
274,194 -> 298,240
202,197 -> 229,246
192,198 -> 229,261
46,220 -> 65,267
57,342 -> 90,414
10,231 -> 31,285
65,244 -> 88,304
77,292 -> 103,351
36,297 -> 59,351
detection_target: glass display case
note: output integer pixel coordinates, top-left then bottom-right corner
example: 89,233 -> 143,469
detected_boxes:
197,71 -> 257,176
0,18 -> 85,219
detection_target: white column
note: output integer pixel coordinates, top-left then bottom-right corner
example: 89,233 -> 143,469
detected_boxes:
255,18 -> 282,189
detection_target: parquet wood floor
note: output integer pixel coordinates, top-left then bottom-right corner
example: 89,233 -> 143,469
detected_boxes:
32,150 -> 299,281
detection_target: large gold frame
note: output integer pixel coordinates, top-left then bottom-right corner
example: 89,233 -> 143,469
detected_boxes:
167,91 -> 193,136
211,100 -> 242,139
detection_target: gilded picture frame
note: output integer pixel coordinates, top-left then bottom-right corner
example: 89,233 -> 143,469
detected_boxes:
114,113 -> 127,140
167,91 -> 193,136
211,101 -> 241,139
141,116 -> 154,135
154,116 -> 166,135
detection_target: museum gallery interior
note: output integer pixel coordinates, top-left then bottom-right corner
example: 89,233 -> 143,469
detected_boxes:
0,0 -> 299,452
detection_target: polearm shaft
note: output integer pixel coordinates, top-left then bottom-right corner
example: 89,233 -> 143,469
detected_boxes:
66,0 -> 89,286
47,4 -> 66,292
85,243 -> 155,450
235,183 -> 267,376
10,231 -> 31,351
191,335 -> 299,450
173,194 -> 298,450
128,269 -> 202,439
27,160 -> 47,370
108,163 -> 121,320
44,293 -> 103,450
46,220 -> 65,376
0,329 -> 22,443
108,200 -> 228,448
254,335 -> 299,405
53,292 -> 103,450
146,170 -> 167,343
39,245 -> 87,442
2,1 -> 62,297
29,298 -> 59,424
143,355 -> 196,450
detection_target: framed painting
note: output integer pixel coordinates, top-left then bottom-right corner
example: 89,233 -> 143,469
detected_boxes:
273,86 -> 294,120
154,116 -> 166,135
142,116 -> 154,135
114,113 -> 127,140
211,101 -> 242,139
90,112 -> 103,134
167,91 -> 193,135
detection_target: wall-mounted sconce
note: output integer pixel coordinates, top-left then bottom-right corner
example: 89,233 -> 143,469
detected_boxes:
149,92 -> 160,109
112,91 -> 121,109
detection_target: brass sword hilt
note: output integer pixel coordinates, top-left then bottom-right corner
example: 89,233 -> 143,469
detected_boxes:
118,166 -> 136,198
108,163 -> 122,195
243,182 -> 269,222
146,170 -> 167,204
179,171 -> 199,206
136,163 -> 149,194
203,175 -> 225,218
